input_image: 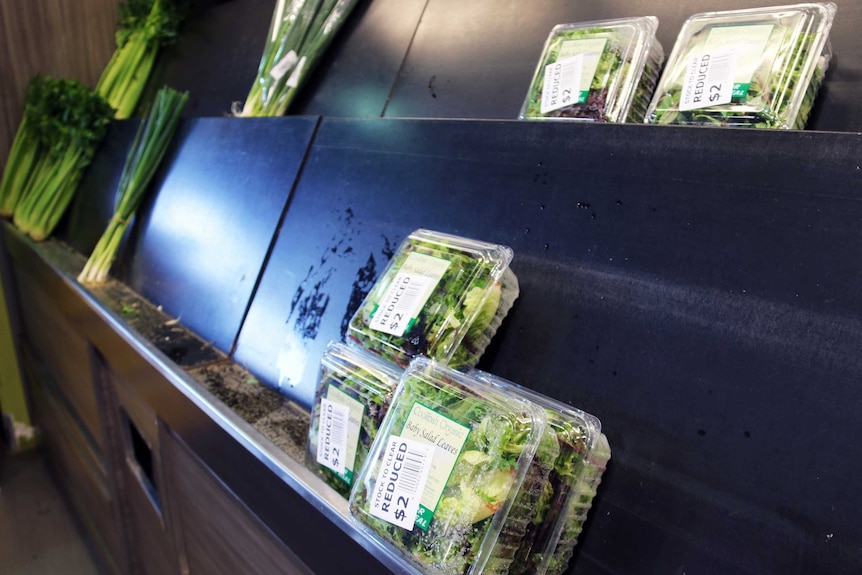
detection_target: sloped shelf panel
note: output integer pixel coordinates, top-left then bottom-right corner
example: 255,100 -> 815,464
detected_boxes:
235,117 -> 862,574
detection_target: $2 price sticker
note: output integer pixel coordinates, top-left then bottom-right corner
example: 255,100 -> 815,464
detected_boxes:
368,437 -> 434,530
540,54 -> 584,114
680,50 -> 737,112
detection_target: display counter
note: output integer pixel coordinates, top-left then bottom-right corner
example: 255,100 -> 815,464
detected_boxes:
3,115 -> 862,574
3,0 -> 862,573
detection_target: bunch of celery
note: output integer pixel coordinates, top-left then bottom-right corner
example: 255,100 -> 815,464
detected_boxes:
97,0 -> 186,119
78,86 -> 188,284
236,0 -> 359,117
1,76 -> 114,241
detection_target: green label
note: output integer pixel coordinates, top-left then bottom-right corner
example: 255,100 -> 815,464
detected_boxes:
400,402 -> 471,530
415,504 -> 433,531
558,38 -> 608,104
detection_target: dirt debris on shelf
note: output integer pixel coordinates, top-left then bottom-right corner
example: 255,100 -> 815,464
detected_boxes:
34,238 -> 311,465
188,362 -> 309,462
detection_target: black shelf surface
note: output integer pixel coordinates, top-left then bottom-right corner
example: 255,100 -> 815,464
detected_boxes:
230,117 -> 862,574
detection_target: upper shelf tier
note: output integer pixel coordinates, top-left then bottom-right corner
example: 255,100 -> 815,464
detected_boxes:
139,0 -> 862,133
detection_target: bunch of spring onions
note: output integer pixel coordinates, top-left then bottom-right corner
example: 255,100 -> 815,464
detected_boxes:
0,76 -> 114,241
78,86 -> 188,284
235,0 -> 359,117
97,0 -> 186,119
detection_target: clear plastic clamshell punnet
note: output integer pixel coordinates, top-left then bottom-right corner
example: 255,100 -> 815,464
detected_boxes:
347,229 -> 518,370
470,370 -> 608,575
348,358 -> 546,575
646,2 -> 836,129
519,16 -> 665,123
306,341 -> 401,498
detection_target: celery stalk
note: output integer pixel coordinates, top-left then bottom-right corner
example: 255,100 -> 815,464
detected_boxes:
97,0 -> 186,119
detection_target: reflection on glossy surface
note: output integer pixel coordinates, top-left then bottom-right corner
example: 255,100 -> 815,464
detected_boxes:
275,331 -> 308,390
235,203 -> 400,408
116,117 -> 317,354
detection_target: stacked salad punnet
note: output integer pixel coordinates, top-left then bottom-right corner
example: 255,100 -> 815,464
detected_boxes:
348,359 -> 547,575
346,229 -> 518,370
306,342 -> 401,498
520,17 -> 665,123
346,360 -> 611,575
645,2 -> 836,129
303,228 -> 610,572
473,371 -> 610,575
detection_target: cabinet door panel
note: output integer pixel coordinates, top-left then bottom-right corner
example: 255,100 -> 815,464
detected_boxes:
13,266 -> 103,448
29,375 -> 124,575
163,429 -> 312,575
98,355 -> 181,575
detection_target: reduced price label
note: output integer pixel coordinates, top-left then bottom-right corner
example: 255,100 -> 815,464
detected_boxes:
368,437 -> 434,530
540,54 -> 584,114
679,49 -> 737,111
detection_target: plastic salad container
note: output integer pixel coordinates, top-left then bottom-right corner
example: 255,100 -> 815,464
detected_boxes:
544,433 -> 611,575
346,229 -> 519,369
472,371 -> 608,575
306,342 -> 401,498
348,358 -> 546,575
646,3 -> 836,129
519,17 -> 665,123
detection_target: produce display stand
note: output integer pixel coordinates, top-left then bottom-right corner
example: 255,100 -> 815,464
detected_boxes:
2,1 -> 862,574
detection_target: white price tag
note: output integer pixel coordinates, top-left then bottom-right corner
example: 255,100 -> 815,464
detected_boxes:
270,50 -> 299,81
316,398 -> 350,475
286,56 -> 307,88
540,54 -> 584,114
679,50 -> 737,112
369,252 -> 450,337
368,437 -> 434,531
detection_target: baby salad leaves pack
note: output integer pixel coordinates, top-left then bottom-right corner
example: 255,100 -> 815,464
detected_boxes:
520,17 -> 664,123
472,371 -> 609,575
348,359 -> 546,575
646,3 -> 836,129
347,229 -> 518,369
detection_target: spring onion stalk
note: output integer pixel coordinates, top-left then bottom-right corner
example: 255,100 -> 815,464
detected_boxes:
78,87 -> 188,284
236,0 -> 359,117
8,76 -> 114,241
97,0 -> 186,119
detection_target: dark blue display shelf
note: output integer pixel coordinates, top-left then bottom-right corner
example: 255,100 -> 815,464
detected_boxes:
233,117 -> 862,574
64,116 -> 319,356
